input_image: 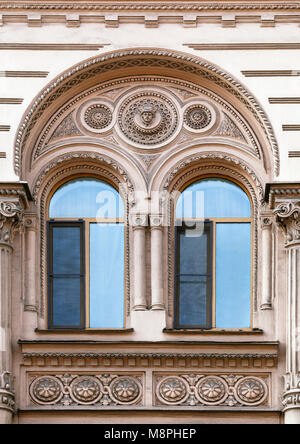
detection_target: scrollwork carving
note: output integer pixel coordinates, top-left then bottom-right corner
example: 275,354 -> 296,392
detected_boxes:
0,201 -> 23,246
274,202 -> 300,244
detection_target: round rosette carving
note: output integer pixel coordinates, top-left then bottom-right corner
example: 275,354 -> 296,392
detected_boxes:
117,91 -> 179,147
110,376 -> 142,405
156,376 -> 189,405
70,376 -> 103,405
78,100 -> 114,134
234,377 -> 268,406
29,376 -> 63,405
195,376 -> 228,405
183,101 -> 217,134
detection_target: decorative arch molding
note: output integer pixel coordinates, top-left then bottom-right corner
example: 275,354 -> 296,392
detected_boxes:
36,153 -> 133,318
162,154 -> 262,321
15,48 -> 279,179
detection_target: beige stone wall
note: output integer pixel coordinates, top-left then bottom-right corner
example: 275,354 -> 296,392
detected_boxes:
1,1 -> 300,424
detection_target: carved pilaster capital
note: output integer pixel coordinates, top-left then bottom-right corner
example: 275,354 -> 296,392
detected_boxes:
274,202 -> 300,245
283,374 -> 300,411
149,214 -> 164,230
129,213 -> 148,230
24,213 -> 38,232
0,200 -> 24,247
260,215 -> 273,229
0,372 -> 15,414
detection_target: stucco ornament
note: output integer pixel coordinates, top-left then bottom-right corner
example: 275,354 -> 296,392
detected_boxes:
117,91 -> 179,146
70,376 -> 103,404
184,104 -> 212,130
110,376 -> 141,404
156,376 -> 189,404
83,103 -> 112,130
0,201 -> 23,246
274,202 -> 300,244
235,377 -> 268,406
196,376 -> 228,405
30,376 -> 63,405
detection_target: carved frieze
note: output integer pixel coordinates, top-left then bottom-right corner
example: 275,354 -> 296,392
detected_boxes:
28,373 -> 143,407
154,374 -> 269,408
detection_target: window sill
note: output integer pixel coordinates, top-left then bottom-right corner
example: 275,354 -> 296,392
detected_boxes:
34,328 -> 134,334
163,328 -> 263,335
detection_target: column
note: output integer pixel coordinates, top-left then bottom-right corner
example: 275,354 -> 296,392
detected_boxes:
0,200 -> 23,424
23,215 -> 38,337
260,216 -> 273,310
130,213 -> 148,310
150,215 -> 164,310
274,202 -> 300,423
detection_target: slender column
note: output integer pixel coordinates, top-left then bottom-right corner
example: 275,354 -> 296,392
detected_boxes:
260,216 -> 273,310
274,202 -> 300,423
0,200 -> 23,423
24,215 -> 37,313
130,214 -> 148,310
150,215 -> 164,310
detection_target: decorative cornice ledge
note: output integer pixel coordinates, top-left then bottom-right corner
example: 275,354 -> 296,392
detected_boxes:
1,3 -> 300,12
22,352 -> 278,369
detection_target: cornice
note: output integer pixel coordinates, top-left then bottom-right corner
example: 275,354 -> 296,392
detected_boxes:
0,2 -> 300,12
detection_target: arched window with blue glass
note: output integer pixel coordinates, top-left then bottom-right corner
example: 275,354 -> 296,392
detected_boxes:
47,177 -> 125,329
175,177 -> 252,329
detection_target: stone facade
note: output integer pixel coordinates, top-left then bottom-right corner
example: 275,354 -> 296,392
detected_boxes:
1,0 -> 300,424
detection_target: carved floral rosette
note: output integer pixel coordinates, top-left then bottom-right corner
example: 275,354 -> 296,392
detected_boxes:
155,374 -> 268,407
78,100 -> 114,134
29,374 -> 143,407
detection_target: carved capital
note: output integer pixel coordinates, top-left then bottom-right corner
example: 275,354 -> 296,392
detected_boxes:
149,214 -> 164,230
274,202 -> 300,245
260,215 -> 273,229
0,372 -> 15,414
283,374 -> 300,411
129,213 -> 148,229
0,200 -> 23,247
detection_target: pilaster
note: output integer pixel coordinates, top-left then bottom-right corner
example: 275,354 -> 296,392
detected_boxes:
273,200 -> 300,423
0,184 -> 29,423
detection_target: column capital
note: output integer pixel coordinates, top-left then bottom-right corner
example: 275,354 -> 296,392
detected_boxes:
129,213 -> 148,229
0,200 -> 24,247
149,214 -> 164,230
0,372 -> 15,414
274,202 -> 300,246
260,214 -> 273,229
283,374 -> 300,412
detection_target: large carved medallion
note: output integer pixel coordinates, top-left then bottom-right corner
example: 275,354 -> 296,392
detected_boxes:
117,91 -> 179,147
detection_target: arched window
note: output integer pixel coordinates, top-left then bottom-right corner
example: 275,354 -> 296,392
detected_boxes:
175,178 -> 252,329
47,177 -> 125,329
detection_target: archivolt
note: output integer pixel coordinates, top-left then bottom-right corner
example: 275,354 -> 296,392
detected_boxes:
15,48 -> 279,178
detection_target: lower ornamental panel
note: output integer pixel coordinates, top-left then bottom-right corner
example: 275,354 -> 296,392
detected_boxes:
154,374 -> 269,407
28,373 -> 143,407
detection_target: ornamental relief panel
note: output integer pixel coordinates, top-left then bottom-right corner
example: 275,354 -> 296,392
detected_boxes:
26,372 -> 269,409
154,374 -> 269,408
32,78 -> 261,166
28,373 -> 143,407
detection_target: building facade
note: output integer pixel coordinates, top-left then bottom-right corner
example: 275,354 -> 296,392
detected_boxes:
1,0 -> 300,424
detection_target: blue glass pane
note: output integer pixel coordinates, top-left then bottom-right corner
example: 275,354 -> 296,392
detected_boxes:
49,178 -> 124,218
176,178 -> 251,218
52,277 -> 82,327
52,226 -> 81,275
177,224 -> 211,328
89,223 -> 124,328
178,276 -> 210,327
215,223 -> 251,328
